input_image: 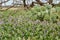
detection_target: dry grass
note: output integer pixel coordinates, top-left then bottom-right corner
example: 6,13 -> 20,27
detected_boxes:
0,5 -> 25,11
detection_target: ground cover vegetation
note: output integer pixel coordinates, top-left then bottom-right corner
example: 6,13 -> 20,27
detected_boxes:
0,4 -> 60,40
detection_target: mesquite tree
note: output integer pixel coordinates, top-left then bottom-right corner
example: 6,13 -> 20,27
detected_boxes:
23,0 -> 53,8
30,0 -> 54,7
35,0 -> 53,5
0,0 -> 9,7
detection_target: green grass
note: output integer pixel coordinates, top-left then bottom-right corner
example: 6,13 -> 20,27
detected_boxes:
0,5 -> 60,40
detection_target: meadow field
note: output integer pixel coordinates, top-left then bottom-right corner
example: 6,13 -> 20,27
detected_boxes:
0,5 -> 60,40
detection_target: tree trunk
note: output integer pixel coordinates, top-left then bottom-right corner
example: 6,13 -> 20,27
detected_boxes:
48,0 -> 55,7
36,0 -> 44,6
23,0 -> 27,7
0,0 -> 2,7
0,3 -> 2,7
0,3 -> 2,9
48,0 -> 53,4
30,2 -> 35,7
